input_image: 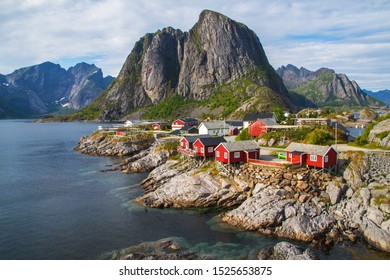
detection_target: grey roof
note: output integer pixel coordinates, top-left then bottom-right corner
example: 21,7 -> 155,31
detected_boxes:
219,140 -> 260,152
182,135 -> 210,143
243,112 -> 275,122
200,121 -> 230,130
170,130 -> 181,135
180,117 -> 198,123
285,142 -> 335,156
253,118 -> 278,126
196,137 -> 227,146
225,120 -> 243,127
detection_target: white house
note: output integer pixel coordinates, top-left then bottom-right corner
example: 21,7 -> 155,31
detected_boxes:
198,121 -> 230,136
124,120 -> 150,127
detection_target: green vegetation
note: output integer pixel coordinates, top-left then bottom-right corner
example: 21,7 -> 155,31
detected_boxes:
142,94 -> 198,120
305,129 -> 331,145
258,125 -> 348,146
155,140 -> 179,153
373,195 -> 390,207
140,66 -> 287,120
197,67 -> 289,119
294,70 -> 335,105
377,131 -> 389,141
354,112 -> 390,147
273,107 -> 286,122
260,127 -> 312,143
236,128 -> 250,141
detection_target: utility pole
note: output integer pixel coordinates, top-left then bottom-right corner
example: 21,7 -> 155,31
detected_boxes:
335,122 -> 338,152
335,122 -> 338,173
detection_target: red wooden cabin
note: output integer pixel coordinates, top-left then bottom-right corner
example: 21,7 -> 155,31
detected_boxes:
193,137 -> 227,158
177,135 -> 210,156
285,142 -> 337,168
152,122 -> 168,130
248,119 -> 278,137
172,118 -> 198,130
215,141 -> 260,164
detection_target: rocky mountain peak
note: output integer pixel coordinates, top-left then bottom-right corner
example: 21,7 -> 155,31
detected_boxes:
89,9 -> 294,120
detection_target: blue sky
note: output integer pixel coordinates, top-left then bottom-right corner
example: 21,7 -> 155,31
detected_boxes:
0,0 -> 389,91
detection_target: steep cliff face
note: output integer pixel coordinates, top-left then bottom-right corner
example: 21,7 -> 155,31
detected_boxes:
0,62 -> 113,118
277,64 -> 384,107
276,64 -> 317,89
83,10 -> 296,121
67,62 -> 114,110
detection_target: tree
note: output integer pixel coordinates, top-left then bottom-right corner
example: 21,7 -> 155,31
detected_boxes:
305,129 -> 330,145
273,107 -> 285,123
236,128 -> 250,141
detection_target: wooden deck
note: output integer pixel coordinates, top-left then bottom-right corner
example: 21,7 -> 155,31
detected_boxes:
177,146 -> 198,157
247,158 -> 302,168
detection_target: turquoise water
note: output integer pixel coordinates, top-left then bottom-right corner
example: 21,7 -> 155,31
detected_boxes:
0,120 -> 388,260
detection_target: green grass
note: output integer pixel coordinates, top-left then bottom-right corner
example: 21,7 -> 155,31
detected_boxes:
354,112 -> 390,147
141,94 -> 198,120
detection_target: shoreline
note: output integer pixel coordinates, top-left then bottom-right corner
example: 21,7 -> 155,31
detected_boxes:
74,131 -> 390,258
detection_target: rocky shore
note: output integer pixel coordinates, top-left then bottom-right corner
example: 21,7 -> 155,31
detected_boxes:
137,160 -> 248,208
74,131 -> 154,157
137,152 -> 390,253
74,132 -> 390,256
102,237 -> 317,260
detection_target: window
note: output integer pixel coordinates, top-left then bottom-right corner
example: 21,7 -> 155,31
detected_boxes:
201,147 -> 204,153
208,147 -> 213,153
234,152 -> 240,159
324,155 -> 328,163
224,152 -> 228,159
310,155 -> 317,162
288,153 -> 292,159
216,151 -> 220,157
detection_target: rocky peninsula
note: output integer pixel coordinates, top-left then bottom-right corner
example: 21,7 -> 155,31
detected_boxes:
75,132 -> 390,256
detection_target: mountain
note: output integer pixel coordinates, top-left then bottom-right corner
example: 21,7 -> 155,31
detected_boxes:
0,62 -> 114,118
363,89 -> 390,107
276,64 -> 384,107
75,10 -> 300,121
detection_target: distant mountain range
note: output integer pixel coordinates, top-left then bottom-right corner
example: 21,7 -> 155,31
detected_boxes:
0,62 -> 114,118
276,64 -> 385,108
363,89 -> 390,107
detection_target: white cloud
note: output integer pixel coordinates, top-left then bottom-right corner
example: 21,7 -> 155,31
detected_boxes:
0,0 -> 389,90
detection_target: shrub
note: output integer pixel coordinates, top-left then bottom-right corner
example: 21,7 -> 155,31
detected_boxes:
305,129 -> 331,145
236,128 -> 250,141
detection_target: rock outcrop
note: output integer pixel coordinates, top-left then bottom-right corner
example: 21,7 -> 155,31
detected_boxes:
74,132 -> 153,157
219,153 -> 389,252
79,10 -> 298,120
257,242 -> 318,260
221,183 -> 334,243
334,153 -> 390,252
123,144 -> 174,173
368,118 -> 390,147
102,237 -> 208,260
137,160 -> 248,209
